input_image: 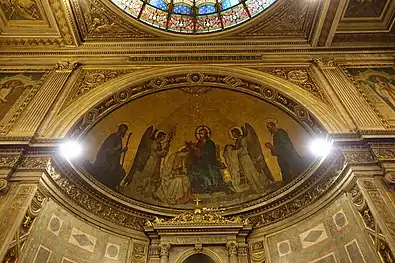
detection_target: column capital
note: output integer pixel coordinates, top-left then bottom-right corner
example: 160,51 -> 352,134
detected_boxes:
312,57 -> 336,69
55,61 -> 79,72
226,241 -> 238,255
159,243 -> 171,257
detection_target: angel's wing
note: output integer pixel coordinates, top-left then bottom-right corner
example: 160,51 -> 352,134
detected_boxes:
124,126 -> 154,184
245,123 -> 274,181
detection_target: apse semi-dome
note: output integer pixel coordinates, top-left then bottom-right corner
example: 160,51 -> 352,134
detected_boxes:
110,0 -> 277,33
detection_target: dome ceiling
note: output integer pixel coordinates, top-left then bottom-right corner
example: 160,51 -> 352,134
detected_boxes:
77,87 -> 316,209
110,0 -> 277,33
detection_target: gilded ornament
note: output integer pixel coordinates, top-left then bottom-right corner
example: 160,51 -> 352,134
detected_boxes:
384,172 -> 395,185
226,241 -> 238,255
56,61 -> 79,72
159,243 -> 171,257
0,155 -> 20,168
19,156 -> 51,170
287,69 -> 309,83
312,57 -> 336,68
372,148 -> 395,160
0,178 -> 7,191
343,151 -> 376,163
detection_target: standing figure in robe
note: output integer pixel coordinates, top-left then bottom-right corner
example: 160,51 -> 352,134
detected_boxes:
185,126 -> 230,194
121,126 -> 171,198
88,124 -> 129,190
265,122 -> 308,183
366,75 -> 395,111
223,123 -> 274,193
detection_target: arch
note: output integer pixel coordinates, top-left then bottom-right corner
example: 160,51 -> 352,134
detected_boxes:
43,65 -> 348,138
175,248 -> 223,263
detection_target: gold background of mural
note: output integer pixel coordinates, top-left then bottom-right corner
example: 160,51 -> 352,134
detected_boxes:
81,88 -> 313,208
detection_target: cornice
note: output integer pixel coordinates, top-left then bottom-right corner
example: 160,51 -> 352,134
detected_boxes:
0,47 -> 394,59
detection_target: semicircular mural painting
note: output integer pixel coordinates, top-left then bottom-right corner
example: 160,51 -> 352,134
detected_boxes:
79,88 -> 315,209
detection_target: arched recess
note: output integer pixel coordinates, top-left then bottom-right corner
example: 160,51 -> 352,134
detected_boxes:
43,65 -> 348,138
175,248 -> 223,263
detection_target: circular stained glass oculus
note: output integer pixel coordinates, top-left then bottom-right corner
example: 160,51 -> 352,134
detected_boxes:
111,0 -> 277,33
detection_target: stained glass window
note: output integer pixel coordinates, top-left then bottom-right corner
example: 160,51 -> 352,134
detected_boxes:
111,0 -> 277,33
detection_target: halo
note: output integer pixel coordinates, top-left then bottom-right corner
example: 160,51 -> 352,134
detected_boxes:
117,121 -> 130,129
228,126 -> 243,140
117,121 -> 130,127
154,129 -> 167,141
195,125 -> 211,139
264,118 -> 278,125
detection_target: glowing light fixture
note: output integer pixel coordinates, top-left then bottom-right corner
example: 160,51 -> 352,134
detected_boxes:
59,140 -> 83,159
309,138 -> 333,158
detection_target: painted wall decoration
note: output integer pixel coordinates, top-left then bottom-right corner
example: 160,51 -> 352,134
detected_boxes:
80,88 -> 314,209
344,0 -> 388,18
0,0 -> 44,20
344,67 -> 395,126
0,72 -> 44,121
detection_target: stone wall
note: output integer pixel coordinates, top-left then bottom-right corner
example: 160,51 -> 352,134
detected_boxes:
249,194 -> 378,263
19,199 -> 148,263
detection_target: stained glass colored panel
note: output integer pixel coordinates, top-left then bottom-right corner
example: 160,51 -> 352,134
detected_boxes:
149,0 -> 168,10
111,0 -> 130,10
245,0 -> 275,17
111,0 -> 277,33
124,0 -> 144,18
174,5 -> 191,14
195,13 -> 222,33
140,4 -> 168,28
173,0 -> 194,6
221,4 -> 249,28
198,4 -> 216,14
221,0 -> 239,10
195,0 -> 216,7
168,14 -> 194,32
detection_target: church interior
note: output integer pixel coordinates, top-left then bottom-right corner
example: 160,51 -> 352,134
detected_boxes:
0,0 -> 395,262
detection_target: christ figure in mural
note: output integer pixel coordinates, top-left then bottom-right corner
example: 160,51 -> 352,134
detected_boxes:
185,125 -> 231,194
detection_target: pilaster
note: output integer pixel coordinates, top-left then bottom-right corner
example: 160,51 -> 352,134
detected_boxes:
313,58 -> 383,129
7,61 -> 78,137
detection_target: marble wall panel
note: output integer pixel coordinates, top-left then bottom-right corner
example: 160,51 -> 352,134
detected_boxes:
19,199 -> 134,263
263,194 -> 377,263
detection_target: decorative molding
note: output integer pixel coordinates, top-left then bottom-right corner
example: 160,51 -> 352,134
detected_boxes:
248,67 -> 331,105
71,0 -> 157,40
342,150 -> 376,164
0,154 -> 21,169
45,158 -> 149,231
234,0 -> 312,38
55,61 -> 79,72
61,69 -> 136,110
18,156 -> 51,170
128,55 -> 263,62
68,71 -> 324,139
312,57 -> 336,69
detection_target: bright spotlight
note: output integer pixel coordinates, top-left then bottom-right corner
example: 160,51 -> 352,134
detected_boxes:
59,140 -> 83,159
309,138 -> 332,158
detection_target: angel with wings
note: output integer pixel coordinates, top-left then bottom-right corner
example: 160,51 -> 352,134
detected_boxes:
120,126 -> 175,197
223,123 -> 274,193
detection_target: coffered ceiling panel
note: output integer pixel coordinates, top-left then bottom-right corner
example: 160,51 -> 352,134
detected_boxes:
0,0 -> 78,46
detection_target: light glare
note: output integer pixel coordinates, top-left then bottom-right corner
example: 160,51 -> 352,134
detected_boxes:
309,138 -> 332,157
59,140 -> 83,159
